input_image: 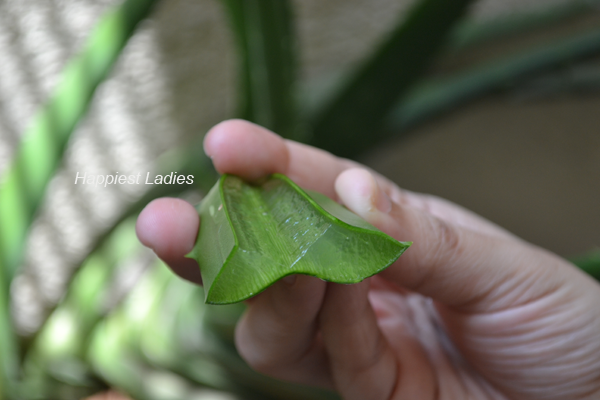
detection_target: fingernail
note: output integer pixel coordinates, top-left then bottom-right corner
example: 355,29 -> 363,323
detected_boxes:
373,184 -> 392,214
336,169 -> 392,217
282,275 -> 296,285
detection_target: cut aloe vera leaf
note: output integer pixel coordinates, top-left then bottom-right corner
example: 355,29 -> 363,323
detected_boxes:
188,174 -> 411,304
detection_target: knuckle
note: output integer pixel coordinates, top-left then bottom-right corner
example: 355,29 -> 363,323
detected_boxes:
412,217 -> 462,292
434,217 -> 462,257
348,332 -> 388,375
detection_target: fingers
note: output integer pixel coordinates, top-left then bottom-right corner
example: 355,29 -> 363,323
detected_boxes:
235,276 -> 417,399
204,119 -> 359,199
136,198 -> 202,284
204,120 -> 290,181
335,168 -> 566,312
284,141 -> 359,200
137,120 -> 516,298
204,120 -> 510,238
135,120 -> 367,283
235,275 -> 332,387
393,190 -> 514,239
319,281 -> 398,400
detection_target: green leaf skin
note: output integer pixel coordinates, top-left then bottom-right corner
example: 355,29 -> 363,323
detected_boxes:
188,174 -> 411,305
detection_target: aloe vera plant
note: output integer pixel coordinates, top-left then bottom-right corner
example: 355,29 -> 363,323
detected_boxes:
188,174 -> 411,304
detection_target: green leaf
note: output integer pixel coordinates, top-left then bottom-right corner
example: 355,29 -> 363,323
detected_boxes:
387,27 -> 600,135
188,174 -> 410,304
571,250 -> 600,282
309,0 -> 475,158
303,1 -> 600,150
222,0 -> 303,141
448,0 -> 600,50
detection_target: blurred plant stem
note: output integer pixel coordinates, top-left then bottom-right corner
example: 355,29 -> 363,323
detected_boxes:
309,0 -> 476,158
223,0 -> 303,141
0,0 -> 159,397
449,0 -> 600,50
18,219 -> 140,399
571,250 -> 600,282
388,27 -> 600,136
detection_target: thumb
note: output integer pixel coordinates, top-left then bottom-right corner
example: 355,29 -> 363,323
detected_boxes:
334,168 -> 567,312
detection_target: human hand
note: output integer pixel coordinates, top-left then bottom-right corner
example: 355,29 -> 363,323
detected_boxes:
136,120 -> 600,400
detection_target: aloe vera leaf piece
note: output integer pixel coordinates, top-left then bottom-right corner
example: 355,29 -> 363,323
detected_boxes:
188,174 -> 411,305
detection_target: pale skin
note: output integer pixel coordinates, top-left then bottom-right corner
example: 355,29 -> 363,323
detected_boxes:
135,119 -> 600,400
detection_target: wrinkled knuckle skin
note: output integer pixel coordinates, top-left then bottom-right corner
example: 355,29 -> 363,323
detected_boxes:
411,217 -> 462,292
432,217 -> 462,264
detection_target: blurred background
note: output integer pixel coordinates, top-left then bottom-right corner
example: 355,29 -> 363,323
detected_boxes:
0,0 -> 599,398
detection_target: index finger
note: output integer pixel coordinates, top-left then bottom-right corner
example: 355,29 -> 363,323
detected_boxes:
204,120 -> 510,238
204,119 -> 359,200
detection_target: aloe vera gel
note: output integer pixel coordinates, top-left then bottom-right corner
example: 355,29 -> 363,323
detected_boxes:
188,174 -> 411,304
